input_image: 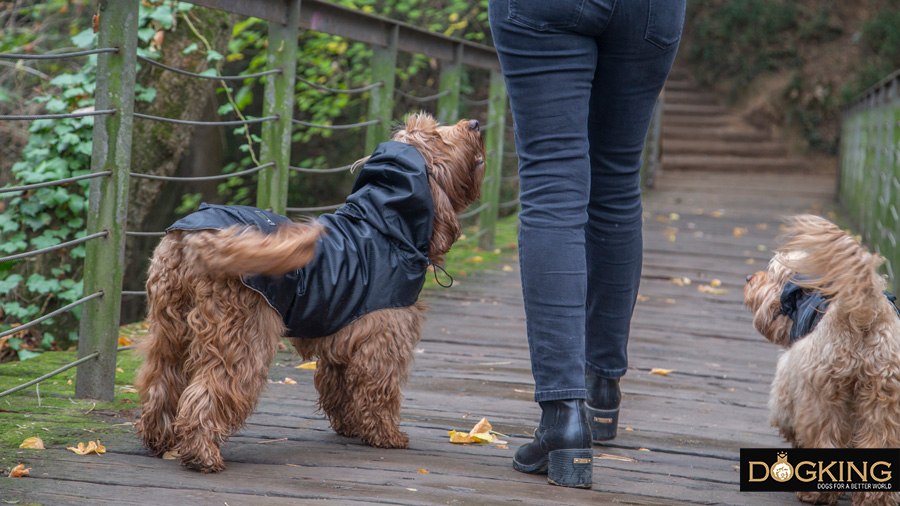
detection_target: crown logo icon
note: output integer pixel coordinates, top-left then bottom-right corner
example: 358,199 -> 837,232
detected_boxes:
771,451 -> 793,482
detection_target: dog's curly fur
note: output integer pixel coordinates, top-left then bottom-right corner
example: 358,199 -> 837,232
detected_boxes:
135,114 -> 485,473
744,214 -> 900,506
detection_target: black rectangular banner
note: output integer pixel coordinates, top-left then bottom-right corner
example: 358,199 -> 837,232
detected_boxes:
740,448 -> 900,492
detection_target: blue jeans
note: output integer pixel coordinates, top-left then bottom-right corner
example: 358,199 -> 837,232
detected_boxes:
489,0 -> 685,401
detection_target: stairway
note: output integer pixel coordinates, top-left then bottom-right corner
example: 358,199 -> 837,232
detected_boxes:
660,70 -> 809,173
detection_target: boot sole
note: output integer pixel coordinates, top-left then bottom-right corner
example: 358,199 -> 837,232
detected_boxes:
586,404 -> 619,442
513,449 -> 593,489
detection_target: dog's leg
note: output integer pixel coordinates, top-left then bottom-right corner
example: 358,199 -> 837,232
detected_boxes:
136,236 -> 192,456
849,372 -> 900,506
341,306 -> 423,449
313,357 -> 360,438
174,283 -> 283,473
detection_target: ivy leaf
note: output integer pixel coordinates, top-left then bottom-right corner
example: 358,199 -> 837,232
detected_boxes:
149,5 -> 174,28
71,28 -> 96,48
135,85 -> 157,103
68,194 -> 85,214
27,274 -> 61,294
0,274 -> 23,293
206,50 -> 224,62
182,42 -> 199,55
138,27 -> 157,43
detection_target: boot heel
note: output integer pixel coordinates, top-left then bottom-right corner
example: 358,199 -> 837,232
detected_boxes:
586,405 -> 618,442
548,449 -> 593,488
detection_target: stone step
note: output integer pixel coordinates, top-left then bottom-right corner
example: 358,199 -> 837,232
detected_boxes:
663,127 -> 771,142
664,139 -> 788,157
664,90 -> 720,106
663,155 -> 809,172
664,114 -> 737,127
664,103 -> 730,116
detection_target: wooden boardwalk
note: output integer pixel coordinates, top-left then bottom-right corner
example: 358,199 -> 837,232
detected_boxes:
3,76 -> 844,505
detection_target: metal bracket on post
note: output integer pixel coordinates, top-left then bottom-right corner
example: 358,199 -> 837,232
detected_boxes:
257,0 -> 301,214
478,70 -> 507,250
75,0 -> 139,401
437,43 -> 463,126
365,24 -> 398,154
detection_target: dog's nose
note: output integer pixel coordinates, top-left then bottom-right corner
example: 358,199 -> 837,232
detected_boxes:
746,274 -> 754,283
468,119 -> 479,131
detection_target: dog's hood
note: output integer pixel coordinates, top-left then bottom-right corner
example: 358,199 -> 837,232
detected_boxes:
334,140 -> 433,261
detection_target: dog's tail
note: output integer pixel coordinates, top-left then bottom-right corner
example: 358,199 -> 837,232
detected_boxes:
777,214 -> 887,333
184,221 -> 325,277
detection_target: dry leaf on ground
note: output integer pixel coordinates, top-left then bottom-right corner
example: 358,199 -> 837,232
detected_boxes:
669,277 -> 691,286
733,227 -> 748,237
8,464 -> 30,478
283,377 -> 298,385
67,440 -> 106,455
448,417 -> 496,444
417,469 -> 429,474
698,284 -> 728,295
162,450 -> 180,460
20,437 -> 44,449
650,368 -> 673,376
118,336 -> 132,346
296,361 -> 317,370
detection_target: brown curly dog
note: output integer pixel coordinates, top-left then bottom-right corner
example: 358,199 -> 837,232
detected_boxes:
744,215 -> 900,506
136,113 -> 485,473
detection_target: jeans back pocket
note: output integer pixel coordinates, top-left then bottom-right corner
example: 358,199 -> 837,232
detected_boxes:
645,0 -> 686,49
508,0 -> 586,31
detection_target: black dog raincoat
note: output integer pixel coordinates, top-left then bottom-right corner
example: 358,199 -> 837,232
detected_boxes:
167,141 -> 434,339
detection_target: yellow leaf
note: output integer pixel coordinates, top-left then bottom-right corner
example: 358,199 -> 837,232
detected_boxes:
118,336 -> 132,346
162,450 -> 180,460
663,298 -> 676,304
225,53 -> 245,62
732,227 -> 748,237
469,256 -> 484,263
495,444 -> 509,449
668,212 -> 680,221
698,284 -> 728,295
67,440 -> 106,455
470,417 -> 492,435
757,244 -> 768,252
283,377 -> 298,385
636,294 -> 649,302
625,427 -> 634,431
669,277 -> 691,286
650,368 -> 673,376
493,249 -> 501,254
655,215 -> 670,223
448,430 -> 475,443
469,432 -> 494,444
8,464 -> 30,478
638,448 -> 651,452
296,361 -> 317,370
711,210 -> 724,218
502,265 -> 514,272
745,258 -> 756,265
755,223 -> 769,230
20,437 -> 44,449
596,453 -> 638,462
710,279 -> 722,287
116,367 -> 125,373
417,468 -> 429,474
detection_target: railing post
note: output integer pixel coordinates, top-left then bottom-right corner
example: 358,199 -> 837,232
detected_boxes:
365,25 -> 398,154
437,43 -> 463,125
75,0 -> 139,401
478,70 -> 507,250
257,0 -> 301,214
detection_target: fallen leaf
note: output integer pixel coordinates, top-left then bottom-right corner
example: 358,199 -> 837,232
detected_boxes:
118,336 -> 132,346
67,440 -> 106,455
162,450 -> 180,460
757,244 -> 768,252
655,215 -> 670,223
625,427 -> 634,431
116,367 -> 125,373
663,298 -> 676,304
755,223 -> 769,230
8,464 -> 30,478
277,341 -> 288,351
650,368 -> 673,376
638,448 -> 651,452
417,469 -> 429,474
514,388 -> 535,395
596,453 -> 638,462
668,212 -> 680,221
449,417 -> 497,444
492,249 -> 501,254
296,361 -> 317,370
636,294 -> 649,302
20,437 -> 44,449
283,377 -> 298,385
470,417 -> 492,434
469,256 -> 484,263
745,258 -> 756,265
502,265 -> 514,272
698,284 -> 728,295
711,210 -> 724,218
92,14 -> 99,33
710,279 -> 722,287
733,227 -> 748,237
448,430 -> 476,443
670,277 -> 691,286
495,444 -> 509,449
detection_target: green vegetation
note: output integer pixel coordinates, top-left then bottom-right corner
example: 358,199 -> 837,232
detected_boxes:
424,213 -> 520,290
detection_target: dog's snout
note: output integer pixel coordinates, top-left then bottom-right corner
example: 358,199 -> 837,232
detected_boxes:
468,119 -> 479,132
746,274 -> 754,283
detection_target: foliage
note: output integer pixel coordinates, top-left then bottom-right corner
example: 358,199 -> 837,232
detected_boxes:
841,6 -> 900,102
0,3 -> 184,360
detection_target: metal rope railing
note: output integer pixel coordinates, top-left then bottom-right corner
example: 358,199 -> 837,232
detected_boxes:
0,292 -> 103,341
133,112 -> 277,127
0,109 -> 116,121
0,172 -> 111,195
288,164 -> 353,173
291,118 -> 380,130
297,76 -> 383,94
0,232 -> 108,263
458,202 -> 490,220
0,344 -> 134,399
0,48 -> 119,60
129,162 -> 273,182
395,89 -> 451,103
462,95 -> 497,106
136,55 -> 282,81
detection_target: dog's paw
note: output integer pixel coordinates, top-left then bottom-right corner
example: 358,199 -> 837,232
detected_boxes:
796,491 -> 840,505
179,449 -> 226,473
363,431 -> 409,449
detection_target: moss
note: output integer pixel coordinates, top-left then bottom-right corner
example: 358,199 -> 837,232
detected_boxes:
0,335 -> 143,458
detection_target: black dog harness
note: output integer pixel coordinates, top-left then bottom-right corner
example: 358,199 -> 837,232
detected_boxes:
777,281 -> 900,344
167,141 -> 435,339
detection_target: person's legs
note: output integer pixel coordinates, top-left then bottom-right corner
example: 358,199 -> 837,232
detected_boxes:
582,0 -> 684,439
490,0 -> 608,404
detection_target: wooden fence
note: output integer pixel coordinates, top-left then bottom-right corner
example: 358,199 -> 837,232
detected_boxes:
840,68 -> 900,292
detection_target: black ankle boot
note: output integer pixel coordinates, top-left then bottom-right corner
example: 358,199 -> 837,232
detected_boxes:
513,399 -> 593,488
585,369 -> 621,442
